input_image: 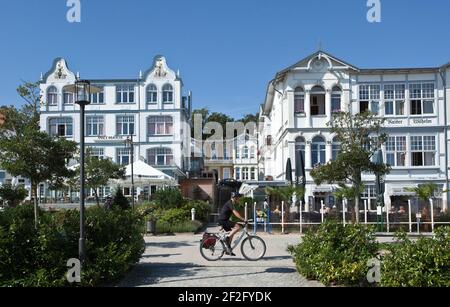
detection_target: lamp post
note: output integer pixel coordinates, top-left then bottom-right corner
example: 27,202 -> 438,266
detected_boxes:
74,79 -> 91,265
125,135 -> 135,208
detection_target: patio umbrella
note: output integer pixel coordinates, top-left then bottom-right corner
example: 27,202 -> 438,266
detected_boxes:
286,158 -> 293,185
295,150 -> 306,204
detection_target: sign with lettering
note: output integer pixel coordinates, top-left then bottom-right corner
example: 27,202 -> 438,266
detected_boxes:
96,136 -> 125,143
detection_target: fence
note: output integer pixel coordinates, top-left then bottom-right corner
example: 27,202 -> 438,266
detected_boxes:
244,198 -> 450,235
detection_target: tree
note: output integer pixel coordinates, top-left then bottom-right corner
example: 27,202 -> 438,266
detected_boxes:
310,111 -> 390,223
406,183 -> 439,203
69,150 -> 126,205
113,186 -> 130,210
0,184 -> 28,208
16,81 -> 41,126
265,186 -> 305,205
0,106 -> 77,227
240,113 -> 259,125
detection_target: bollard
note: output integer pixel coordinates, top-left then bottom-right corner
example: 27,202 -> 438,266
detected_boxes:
343,198 -> 347,227
299,201 -> 303,235
191,208 -> 196,221
430,199 -> 435,233
281,201 -> 285,234
364,200 -> 368,225
321,200 -> 324,224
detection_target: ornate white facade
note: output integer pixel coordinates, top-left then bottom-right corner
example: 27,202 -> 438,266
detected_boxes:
39,56 -> 192,199
259,51 -> 450,212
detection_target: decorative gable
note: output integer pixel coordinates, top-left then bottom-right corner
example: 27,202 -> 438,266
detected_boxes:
143,56 -> 177,82
42,58 -> 76,84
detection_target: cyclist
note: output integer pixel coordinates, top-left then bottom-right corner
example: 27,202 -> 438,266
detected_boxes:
218,192 -> 246,256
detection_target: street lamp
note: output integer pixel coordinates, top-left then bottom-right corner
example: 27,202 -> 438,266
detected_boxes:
68,79 -> 101,265
125,135 -> 135,209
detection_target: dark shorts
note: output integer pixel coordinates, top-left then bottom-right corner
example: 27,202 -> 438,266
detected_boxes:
218,220 -> 237,232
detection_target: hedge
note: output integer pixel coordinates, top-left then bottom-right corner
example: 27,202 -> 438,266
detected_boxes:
0,204 -> 145,287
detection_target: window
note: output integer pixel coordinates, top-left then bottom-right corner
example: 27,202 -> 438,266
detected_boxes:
86,116 -> 104,136
91,86 -> 104,104
250,146 -> 256,159
310,86 -> 325,115
47,86 -> 58,105
411,136 -> 436,166
243,146 -> 249,159
294,87 -> 305,113
49,117 -> 73,137
147,116 -> 173,136
359,85 -> 380,114
361,185 -> 377,211
63,87 -> 74,105
223,168 -> 231,180
311,136 -> 326,166
147,148 -> 174,166
410,83 -> 435,115
116,116 -> 135,136
117,148 -> 131,165
332,137 -> 341,160
235,146 -> 240,159
295,137 -> 306,164
146,84 -> 158,103
89,148 -> 105,160
386,136 -> 406,167
116,85 -> 135,103
162,84 -> 174,103
242,167 -> 250,180
384,84 -> 405,116
235,168 -> 241,180
0,171 -> 5,184
250,167 -> 256,180
331,86 -> 342,113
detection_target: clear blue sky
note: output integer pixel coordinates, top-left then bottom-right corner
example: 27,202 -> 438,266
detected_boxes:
0,0 -> 449,118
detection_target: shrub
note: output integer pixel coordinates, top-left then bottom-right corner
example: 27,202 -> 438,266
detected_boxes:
182,200 -> 210,222
0,184 -> 28,208
156,220 -> 202,234
380,227 -> 450,287
159,208 -> 190,224
153,188 -> 184,209
288,220 -> 378,286
113,186 -> 130,210
0,204 -> 145,287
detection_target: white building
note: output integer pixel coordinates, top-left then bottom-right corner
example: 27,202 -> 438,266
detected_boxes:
259,51 -> 450,212
39,56 -> 192,199
233,133 -> 259,181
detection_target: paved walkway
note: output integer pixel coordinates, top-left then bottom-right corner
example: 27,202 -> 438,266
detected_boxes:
118,227 -> 323,287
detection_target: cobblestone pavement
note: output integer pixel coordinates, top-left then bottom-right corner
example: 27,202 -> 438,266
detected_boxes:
118,227 -> 324,288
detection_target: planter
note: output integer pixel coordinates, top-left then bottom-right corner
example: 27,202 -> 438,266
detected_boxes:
147,219 -> 157,234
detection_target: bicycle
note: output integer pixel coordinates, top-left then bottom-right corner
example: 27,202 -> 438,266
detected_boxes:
199,220 -> 267,261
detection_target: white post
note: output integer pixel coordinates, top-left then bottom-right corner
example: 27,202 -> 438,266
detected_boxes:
364,200 -> 368,225
191,208 -> 196,221
408,199 -> 412,233
321,200 -> 325,223
299,201 -> 303,235
386,205 -> 390,233
343,198 -> 347,227
245,202 -> 248,222
430,199 -> 435,233
281,201 -> 285,234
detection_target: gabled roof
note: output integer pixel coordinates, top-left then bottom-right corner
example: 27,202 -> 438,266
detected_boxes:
276,50 -> 360,77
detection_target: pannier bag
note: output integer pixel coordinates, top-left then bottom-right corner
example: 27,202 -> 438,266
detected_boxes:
202,233 -> 217,249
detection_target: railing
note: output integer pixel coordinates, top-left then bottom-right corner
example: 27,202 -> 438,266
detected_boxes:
244,199 -> 449,235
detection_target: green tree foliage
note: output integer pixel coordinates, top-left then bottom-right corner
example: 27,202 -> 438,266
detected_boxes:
310,111 -> 390,223
265,186 -> 305,204
0,184 -> 28,208
69,150 -> 126,205
0,106 -> 77,227
153,187 -> 184,209
113,187 -> 130,210
405,183 -> 439,202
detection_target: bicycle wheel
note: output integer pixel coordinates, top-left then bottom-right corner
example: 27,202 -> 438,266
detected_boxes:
199,237 -> 226,261
241,236 -> 266,261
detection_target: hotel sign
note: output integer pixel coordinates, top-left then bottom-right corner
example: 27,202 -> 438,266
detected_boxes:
95,136 -> 125,143
386,118 -> 436,127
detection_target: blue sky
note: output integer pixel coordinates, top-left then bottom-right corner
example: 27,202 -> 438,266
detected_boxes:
0,0 -> 449,118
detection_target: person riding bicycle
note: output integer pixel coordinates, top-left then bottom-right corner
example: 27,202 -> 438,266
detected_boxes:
218,192 -> 246,256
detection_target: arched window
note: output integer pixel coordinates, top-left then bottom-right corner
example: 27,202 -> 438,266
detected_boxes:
294,87 -> 305,114
63,86 -> 74,105
250,146 -> 256,159
332,137 -> 341,160
311,136 -> 326,166
295,137 -> 306,162
331,86 -> 342,113
162,84 -> 174,103
47,86 -> 58,105
147,148 -> 174,166
146,84 -> 158,103
310,86 -> 326,115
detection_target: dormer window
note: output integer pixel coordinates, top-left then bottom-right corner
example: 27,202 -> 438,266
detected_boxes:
162,84 -> 174,103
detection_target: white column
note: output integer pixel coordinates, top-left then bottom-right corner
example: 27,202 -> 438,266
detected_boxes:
325,89 -> 332,122
305,143 -> 312,169
287,91 -> 295,128
305,90 -> 311,128
326,142 -> 333,163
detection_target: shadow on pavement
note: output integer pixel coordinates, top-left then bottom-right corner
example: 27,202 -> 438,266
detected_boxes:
145,241 -> 194,249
